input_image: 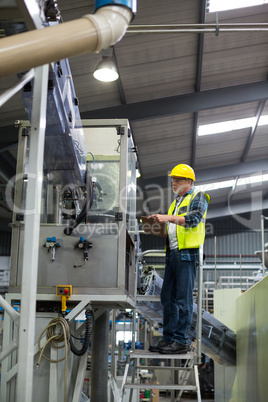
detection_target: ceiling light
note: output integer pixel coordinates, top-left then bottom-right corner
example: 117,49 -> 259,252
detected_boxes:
93,57 -> 119,82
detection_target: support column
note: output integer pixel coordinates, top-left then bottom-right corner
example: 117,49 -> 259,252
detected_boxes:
91,309 -> 109,402
16,65 -> 49,402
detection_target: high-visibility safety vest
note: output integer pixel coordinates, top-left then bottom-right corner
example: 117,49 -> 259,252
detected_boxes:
167,190 -> 210,249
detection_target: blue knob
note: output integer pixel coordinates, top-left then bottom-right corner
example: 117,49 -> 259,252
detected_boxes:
80,236 -> 84,242
47,237 -> 51,241
52,236 -> 56,242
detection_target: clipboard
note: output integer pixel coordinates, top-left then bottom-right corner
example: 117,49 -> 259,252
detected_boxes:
141,216 -> 167,237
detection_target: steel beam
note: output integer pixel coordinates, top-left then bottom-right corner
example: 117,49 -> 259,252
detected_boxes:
197,159 -> 268,183
138,158 -> 268,189
241,100 -> 266,162
81,80 -> 268,121
207,198 -> 268,220
191,0 -> 206,168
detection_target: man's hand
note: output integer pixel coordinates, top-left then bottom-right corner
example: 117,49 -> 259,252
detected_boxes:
148,214 -> 186,226
148,214 -> 169,223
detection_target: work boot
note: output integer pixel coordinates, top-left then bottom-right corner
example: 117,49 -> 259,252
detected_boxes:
159,340 -> 187,354
149,339 -> 169,352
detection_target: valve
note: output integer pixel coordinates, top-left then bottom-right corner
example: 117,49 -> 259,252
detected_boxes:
56,285 -> 72,315
74,237 -> 92,267
43,236 -> 60,262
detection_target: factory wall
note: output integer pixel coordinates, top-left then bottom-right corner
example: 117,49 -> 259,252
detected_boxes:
234,276 -> 268,402
204,231 -> 265,256
140,229 -> 267,256
214,289 -> 241,402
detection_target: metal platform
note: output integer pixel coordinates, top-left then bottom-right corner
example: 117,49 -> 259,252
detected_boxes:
5,292 -> 136,310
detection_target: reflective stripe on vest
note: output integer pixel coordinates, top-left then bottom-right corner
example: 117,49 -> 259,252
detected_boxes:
167,190 -> 210,250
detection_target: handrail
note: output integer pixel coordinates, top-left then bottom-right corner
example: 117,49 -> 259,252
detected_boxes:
134,249 -> 165,304
197,244 -> 203,364
0,295 -> 20,363
0,295 -> 20,323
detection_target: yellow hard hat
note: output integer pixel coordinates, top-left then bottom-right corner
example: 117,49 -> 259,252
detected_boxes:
168,164 -> 196,181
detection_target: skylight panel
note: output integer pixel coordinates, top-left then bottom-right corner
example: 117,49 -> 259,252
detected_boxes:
208,0 -> 268,12
196,174 -> 268,192
198,117 -> 255,136
198,115 -> 268,136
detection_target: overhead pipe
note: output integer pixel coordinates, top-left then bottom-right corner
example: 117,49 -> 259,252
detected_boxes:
0,1 -> 136,77
128,23 -> 268,28
127,23 -> 268,34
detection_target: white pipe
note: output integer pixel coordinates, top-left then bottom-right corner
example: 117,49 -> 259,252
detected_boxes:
0,6 -> 132,77
88,6 -> 132,51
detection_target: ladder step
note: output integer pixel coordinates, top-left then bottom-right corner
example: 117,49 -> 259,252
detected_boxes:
124,384 -> 198,391
127,350 -> 196,360
136,365 -> 192,370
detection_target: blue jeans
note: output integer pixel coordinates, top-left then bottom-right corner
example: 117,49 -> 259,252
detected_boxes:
160,249 -> 197,345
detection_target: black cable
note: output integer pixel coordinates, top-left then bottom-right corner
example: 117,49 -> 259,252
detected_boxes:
64,169 -> 93,236
69,308 -> 94,356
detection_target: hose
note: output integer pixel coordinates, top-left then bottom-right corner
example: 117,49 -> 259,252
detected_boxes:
69,308 -> 94,356
37,309 -> 94,401
37,317 -> 70,402
64,169 -> 93,236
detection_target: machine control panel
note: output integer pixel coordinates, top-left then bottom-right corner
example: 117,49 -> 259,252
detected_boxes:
56,285 -> 72,315
56,285 -> 72,296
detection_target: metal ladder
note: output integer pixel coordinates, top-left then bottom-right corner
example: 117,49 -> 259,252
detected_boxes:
177,350 -> 196,400
117,245 -> 204,401
119,349 -> 201,402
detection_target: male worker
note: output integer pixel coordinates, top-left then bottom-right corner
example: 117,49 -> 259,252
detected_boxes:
148,164 -> 210,354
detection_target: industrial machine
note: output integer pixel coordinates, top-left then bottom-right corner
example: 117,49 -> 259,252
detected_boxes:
3,116 -> 138,401
9,119 -> 137,299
